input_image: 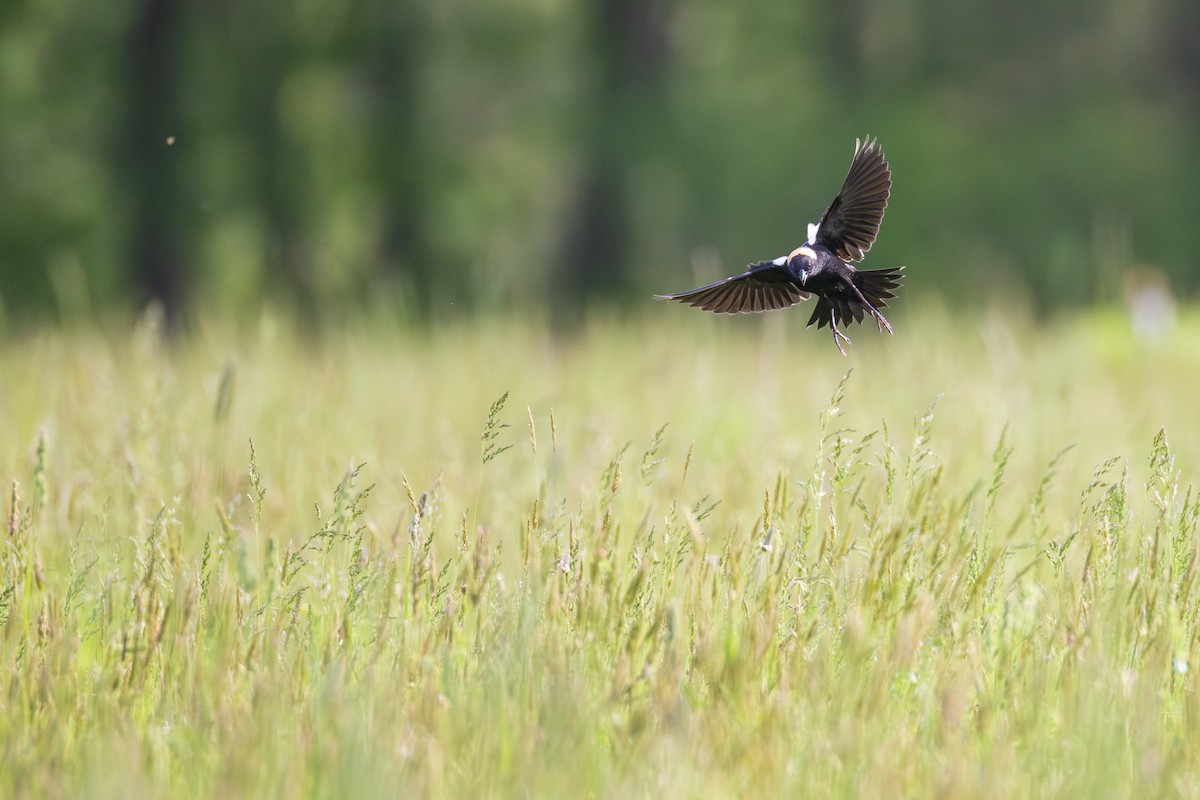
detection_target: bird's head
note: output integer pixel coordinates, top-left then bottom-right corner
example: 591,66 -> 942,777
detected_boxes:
787,245 -> 818,285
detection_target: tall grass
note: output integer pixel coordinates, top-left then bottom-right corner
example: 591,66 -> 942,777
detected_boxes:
2,305 -> 1200,797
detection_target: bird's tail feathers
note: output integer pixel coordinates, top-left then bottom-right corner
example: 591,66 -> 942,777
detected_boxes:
854,266 -> 904,308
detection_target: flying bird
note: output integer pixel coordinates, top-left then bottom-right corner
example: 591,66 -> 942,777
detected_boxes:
658,137 -> 903,354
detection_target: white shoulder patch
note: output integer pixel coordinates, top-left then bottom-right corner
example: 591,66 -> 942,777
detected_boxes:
771,256 -> 787,266
806,222 -> 819,244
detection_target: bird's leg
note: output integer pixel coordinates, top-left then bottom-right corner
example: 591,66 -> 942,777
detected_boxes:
848,284 -> 893,335
832,325 -> 851,355
829,306 -> 851,356
872,309 -> 893,335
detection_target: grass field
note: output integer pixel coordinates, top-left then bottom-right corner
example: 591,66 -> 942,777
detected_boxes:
3,303 -> 1200,798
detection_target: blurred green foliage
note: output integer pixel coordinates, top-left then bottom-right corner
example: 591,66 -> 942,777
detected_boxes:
0,0 -> 1197,324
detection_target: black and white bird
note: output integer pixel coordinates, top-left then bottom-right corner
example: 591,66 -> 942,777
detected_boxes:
658,137 -> 903,354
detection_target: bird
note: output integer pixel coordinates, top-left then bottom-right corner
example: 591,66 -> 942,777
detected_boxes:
657,136 -> 903,355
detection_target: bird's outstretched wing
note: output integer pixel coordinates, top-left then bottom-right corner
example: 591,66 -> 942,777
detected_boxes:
656,260 -> 809,314
812,137 -> 891,262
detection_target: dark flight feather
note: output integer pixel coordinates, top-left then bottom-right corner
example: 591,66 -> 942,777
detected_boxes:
655,261 -> 810,314
812,137 -> 892,262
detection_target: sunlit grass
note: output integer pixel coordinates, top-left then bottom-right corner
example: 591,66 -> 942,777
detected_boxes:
2,304 -> 1200,797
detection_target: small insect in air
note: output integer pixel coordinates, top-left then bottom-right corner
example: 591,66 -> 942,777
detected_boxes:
658,137 -> 903,355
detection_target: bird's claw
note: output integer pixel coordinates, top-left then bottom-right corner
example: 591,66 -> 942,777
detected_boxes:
832,325 -> 851,356
874,311 -> 893,335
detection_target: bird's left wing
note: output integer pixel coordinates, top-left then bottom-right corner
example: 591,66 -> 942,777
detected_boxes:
656,260 -> 809,314
812,136 -> 891,262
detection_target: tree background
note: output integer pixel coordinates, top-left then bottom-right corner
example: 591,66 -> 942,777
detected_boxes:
1,0 -> 1197,326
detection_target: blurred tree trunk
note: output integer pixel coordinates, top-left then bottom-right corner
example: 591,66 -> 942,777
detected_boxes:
557,0 -> 674,313
237,8 -> 312,318
256,82 -> 313,319
827,0 -> 866,97
361,2 -> 433,317
1162,5 -> 1200,114
124,0 -> 187,326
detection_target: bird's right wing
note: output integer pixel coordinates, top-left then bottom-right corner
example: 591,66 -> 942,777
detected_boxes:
812,137 -> 891,262
656,261 -> 809,314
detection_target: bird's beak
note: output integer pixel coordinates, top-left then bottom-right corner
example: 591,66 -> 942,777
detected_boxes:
800,269 -> 808,286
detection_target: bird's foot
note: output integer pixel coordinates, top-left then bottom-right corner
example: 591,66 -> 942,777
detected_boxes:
848,284 -> 894,336
832,325 -> 852,356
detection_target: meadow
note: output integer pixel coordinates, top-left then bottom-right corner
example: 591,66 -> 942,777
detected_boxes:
3,302 -> 1200,798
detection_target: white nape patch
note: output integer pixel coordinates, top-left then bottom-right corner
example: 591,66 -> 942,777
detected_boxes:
806,222 -> 819,244
793,245 -> 817,261
771,256 -> 787,266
